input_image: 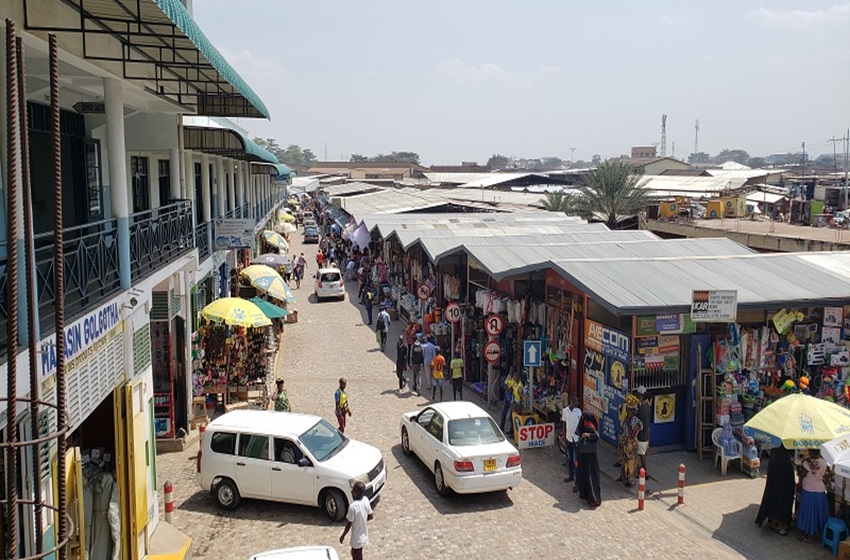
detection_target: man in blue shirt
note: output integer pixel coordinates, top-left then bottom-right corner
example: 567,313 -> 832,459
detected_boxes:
422,336 -> 437,392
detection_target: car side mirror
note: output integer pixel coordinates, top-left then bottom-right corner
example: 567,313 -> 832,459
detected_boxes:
297,457 -> 312,468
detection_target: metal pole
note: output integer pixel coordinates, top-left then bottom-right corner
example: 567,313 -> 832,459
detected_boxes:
844,131 -> 849,209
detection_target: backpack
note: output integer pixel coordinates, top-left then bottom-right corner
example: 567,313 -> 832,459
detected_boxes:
411,344 -> 424,365
376,314 -> 386,331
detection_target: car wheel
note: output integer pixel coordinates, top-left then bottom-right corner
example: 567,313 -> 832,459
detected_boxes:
401,427 -> 411,456
434,463 -> 450,496
322,488 -> 347,522
340,293 -> 346,301
214,478 -> 241,510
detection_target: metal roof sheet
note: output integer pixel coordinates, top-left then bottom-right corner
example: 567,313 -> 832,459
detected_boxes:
640,176 -> 750,197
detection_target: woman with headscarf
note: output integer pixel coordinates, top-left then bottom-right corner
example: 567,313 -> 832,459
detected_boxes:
755,444 -> 795,536
618,405 -> 643,487
797,448 -> 830,543
575,411 -> 602,508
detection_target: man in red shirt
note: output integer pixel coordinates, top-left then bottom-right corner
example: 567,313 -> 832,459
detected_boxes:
316,250 -> 324,268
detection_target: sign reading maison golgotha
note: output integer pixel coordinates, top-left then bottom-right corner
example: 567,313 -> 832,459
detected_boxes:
691,290 -> 737,323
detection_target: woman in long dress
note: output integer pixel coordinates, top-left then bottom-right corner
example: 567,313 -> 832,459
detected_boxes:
797,449 -> 830,543
619,406 -> 643,487
575,411 -> 602,508
755,445 -> 795,535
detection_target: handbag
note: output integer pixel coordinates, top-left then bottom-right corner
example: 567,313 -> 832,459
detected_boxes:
578,435 -> 598,454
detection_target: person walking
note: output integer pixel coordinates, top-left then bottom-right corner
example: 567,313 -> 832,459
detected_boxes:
636,386 -> 651,475
422,336 -> 437,392
272,378 -> 290,412
409,336 -> 425,394
755,445 -> 795,536
340,481 -> 373,560
618,405 -> 642,487
395,335 -> 408,392
562,396 -> 581,483
575,411 -> 602,508
376,308 -> 391,351
430,347 -> 446,402
316,249 -> 324,269
364,289 -> 374,325
335,378 -> 352,433
450,353 -> 464,400
797,449 -> 830,543
293,262 -> 303,289
500,368 -> 520,436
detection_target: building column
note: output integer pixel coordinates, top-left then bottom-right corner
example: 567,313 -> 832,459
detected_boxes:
104,77 -> 131,289
200,153 -> 211,223
215,156 -> 225,217
169,147 -> 181,202
226,159 -> 236,213
236,162 -> 245,218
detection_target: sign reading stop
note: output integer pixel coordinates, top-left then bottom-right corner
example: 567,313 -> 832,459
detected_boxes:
517,423 -> 556,449
483,340 -> 501,363
484,315 -> 504,337
445,302 -> 462,324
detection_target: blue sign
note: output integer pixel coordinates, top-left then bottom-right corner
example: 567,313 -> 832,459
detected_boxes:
523,340 -> 542,367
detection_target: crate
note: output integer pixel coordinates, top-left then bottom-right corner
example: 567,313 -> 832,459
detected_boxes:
838,539 -> 850,560
284,310 -> 298,324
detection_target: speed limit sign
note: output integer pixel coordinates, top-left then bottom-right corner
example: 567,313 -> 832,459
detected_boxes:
483,340 -> 501,363
445,302 -> 462,324
484,315 -> 504,337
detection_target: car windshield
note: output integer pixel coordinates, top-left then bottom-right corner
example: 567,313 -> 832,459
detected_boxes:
299,419 -> 348,461
447,417 -> 505,447
321,272 -> 341,282
305,229 -> 318,235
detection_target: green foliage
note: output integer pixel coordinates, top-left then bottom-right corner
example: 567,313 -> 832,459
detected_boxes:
714,149 -> 750,165
487,154 -> 510,170
573,159 -> 649,229
252,138 -> 316,167
539,191 -> 574,214
747,157 -> 766,169
688,152 -> 711,164
350,154 -> 368,162
367,151 -> 421,164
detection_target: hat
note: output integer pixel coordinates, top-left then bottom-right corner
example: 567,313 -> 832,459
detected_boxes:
435,346 -> 441,352
636,386 -> 647,395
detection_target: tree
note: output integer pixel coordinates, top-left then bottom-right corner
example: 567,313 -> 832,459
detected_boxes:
539,190 -> 574,214
368,151 -> 420,164
350,154 -> 368,162
302,148 -> 317,166
591,154 -> 602,166
487,154 -> 510,170
573,159 -> 649,229
254,137 -> 285,161
747,157 -> 767,169
541,157 -> 566,171
714,149 -> 750,165
688,152 -> 711,164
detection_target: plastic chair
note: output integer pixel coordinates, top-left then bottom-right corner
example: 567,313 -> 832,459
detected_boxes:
822,517 -> 848,555
711,427 -> 742,476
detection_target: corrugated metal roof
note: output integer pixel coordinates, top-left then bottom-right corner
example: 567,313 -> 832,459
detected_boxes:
640,176 -> 750,197
550,251 -> 850,315
324,182 -> 383,197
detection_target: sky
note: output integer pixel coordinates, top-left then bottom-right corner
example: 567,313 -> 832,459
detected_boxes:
194,1 -> 850,165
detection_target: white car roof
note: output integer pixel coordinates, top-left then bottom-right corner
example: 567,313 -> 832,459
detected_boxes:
208,410 -> 321,438
250,546 -> 339,560
427,401 -> 493,421
317,267 -> 342,273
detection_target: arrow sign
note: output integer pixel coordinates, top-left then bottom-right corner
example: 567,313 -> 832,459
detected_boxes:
523,340 -> 542,367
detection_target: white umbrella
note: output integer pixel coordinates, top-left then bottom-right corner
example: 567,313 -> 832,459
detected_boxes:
821,434 -> 850,478
352,225 -> 371,251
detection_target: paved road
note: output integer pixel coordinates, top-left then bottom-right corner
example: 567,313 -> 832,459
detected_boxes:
156,234 -> 828,560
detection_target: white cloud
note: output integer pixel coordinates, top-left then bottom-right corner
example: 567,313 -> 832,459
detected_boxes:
660,14 -> 690,27
745,4 -> 850,30
436,58 -> 510,84
538,64 -> 563,75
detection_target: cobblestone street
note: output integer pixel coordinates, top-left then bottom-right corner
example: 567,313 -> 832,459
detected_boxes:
156,236 -> 830,560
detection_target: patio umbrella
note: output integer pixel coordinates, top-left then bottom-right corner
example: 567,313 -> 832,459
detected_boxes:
743,393 -> 850,449
240,265 -> 295,303
251,253 -> 290,267
262,230 -> 288,251
280,223 -> 297,234
248,297 -> 289,319
821,434 -> 850,478
281,213 -> 296,222
201,297 -> 271,328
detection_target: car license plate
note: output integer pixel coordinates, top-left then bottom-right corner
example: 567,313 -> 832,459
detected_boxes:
484,458 -> 497,472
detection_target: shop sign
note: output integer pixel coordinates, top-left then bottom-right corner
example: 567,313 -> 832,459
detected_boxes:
517,423 -> 555,449
483,340 -> 501,363
213,218 -> 256,250
772,308 -> 804,334
583,324 -> 629,447
40,301 -> 121,379
485,315 -> 504,337
585,320 -> 630,364
636,314 -> 696,336
445,302 -> 462,324
691,290 -> 737,323
417,283 -> 431,301
654,394 -> 676,423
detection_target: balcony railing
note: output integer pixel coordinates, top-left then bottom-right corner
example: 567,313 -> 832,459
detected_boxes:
129,200 -> 194,283
197,221 -> 211,261
241,203 -> 249,219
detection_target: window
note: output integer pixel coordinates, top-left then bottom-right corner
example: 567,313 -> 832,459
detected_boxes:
274,438 -> 305,464
299,419 -> 348,462
84,140 -> 103,220
448,417 -> 505,447
320,272 -> 341,282
238,434 -> 270,460
131,156 -> 150,213
158,159 -> 171,206
427,414 -> 444,442
210,431 -> 237,455
417,409 -> 436,428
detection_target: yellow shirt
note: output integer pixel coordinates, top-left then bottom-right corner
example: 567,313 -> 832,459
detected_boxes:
431,355 -> 446,379
512,381 -> 525,405
450,358 -> 464,379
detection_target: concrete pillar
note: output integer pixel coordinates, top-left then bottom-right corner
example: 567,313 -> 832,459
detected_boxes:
236,162 -> 245,218
215,156 -> 225,217
104,77 -> 131,289
226,159 -> 236,212
169,147 -> 181,202
149,153 -> 160,210
184,151 -> 196,222
200,153 -> 211,223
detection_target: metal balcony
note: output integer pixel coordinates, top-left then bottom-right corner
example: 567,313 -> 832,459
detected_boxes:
197,221 -> 211,261
129,201 -> 195,283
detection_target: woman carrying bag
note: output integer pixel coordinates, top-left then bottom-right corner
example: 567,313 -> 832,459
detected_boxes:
575,411 -> 602,508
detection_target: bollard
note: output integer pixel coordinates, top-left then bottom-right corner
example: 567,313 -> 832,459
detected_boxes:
164,481 -> 174,523
678,463 -> 686,505
638,468 -> 646,510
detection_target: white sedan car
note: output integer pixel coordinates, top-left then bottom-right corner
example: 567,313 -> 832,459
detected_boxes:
400,401 -> 522,495
314,268 -> 345,301
250,546 -> 339,560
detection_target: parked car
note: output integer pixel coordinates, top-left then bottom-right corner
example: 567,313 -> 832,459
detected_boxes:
400,401 -> 521,496
250,546 -> 340,560
314,268 -> 345,301
303,227 -> 320,244
198,410 -> 387,520
303,218 -> 318,230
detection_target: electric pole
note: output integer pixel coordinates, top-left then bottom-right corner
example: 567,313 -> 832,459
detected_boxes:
661,114 -> 667,157
569,147 -> 576,167
694,119 -> 700,158
801,142 -> 806,179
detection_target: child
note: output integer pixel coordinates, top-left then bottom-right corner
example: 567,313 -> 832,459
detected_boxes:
340,481 -> 373,560
335,378 -> 352,433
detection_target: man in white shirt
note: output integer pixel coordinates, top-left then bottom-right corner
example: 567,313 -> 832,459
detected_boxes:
340,481 -> 373,560
562,396 -> 582,484
422,337 -> 437,391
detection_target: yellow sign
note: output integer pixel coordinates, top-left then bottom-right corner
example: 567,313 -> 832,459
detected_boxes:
610,360 -> 626,390
773,308 -> 803,334
654,394 -> 676,424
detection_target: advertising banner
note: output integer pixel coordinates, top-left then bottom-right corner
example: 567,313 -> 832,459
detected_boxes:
213,218 -> 256,250
584,320 -> 631,446
691,290 -> 737,323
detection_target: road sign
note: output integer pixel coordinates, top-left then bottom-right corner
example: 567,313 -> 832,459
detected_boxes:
523,340 -> 542,367
484,315 -> 504,337
417,283 -> 431,301
445,302 -> 462,323
483,340 -> 501,364
517,423 -> 556,449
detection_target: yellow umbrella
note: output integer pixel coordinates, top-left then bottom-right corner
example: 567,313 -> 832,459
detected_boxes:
262,230 -> 288,251
240,265 -> 295,303
201,297 -> 272,327
281,213 -> 296,222
743,393 -> 850,449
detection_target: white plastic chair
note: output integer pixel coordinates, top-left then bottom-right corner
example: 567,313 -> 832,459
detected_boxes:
712,427 -> 743,476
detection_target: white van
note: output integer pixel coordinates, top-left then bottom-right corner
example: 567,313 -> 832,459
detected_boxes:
197,410 -> 386,521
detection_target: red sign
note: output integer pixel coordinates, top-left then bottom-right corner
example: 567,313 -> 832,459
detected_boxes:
417,283 -> 431,301
518,423 -> 556,449
483,341 -> 501,363
484,315 -> 504,337
445,302 -> 462,324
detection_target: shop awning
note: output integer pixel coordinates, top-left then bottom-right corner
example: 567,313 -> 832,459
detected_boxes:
183,126 -> 279,164
25,0 -> 270,118
249,297 -> 289,319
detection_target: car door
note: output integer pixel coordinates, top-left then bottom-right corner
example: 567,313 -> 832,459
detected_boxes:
410,409 -> 436,461
422,412 -> 446,469
271,438 -> 316,505
234,433 -> 272,499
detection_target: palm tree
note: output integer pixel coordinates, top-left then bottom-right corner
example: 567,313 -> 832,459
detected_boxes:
573,160 -> 650,229
539,190 -> 573,214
